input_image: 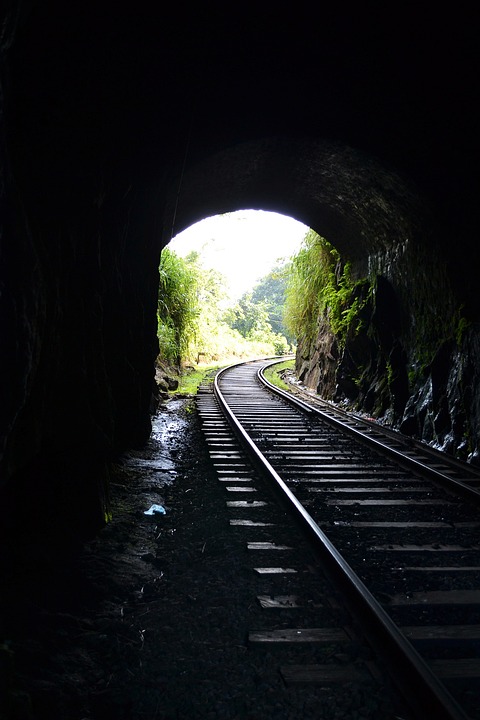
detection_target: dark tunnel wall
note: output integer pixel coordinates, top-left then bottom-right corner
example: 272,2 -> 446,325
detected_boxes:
1,2 -> 479,559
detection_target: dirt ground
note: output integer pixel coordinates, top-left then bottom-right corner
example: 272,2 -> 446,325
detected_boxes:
1,397 -> 221,719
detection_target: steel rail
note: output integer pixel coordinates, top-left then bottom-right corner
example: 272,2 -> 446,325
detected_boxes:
214,359 -> 470,720
258,357 -> 480,477
259,358 -> 480,479
258,360 -> 480,506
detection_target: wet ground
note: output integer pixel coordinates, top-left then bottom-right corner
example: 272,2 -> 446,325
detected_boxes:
1,396 -> 408,719
2,397 -> 216,719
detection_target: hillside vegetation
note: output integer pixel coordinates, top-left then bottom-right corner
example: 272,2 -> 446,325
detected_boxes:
157,249 -> 293,371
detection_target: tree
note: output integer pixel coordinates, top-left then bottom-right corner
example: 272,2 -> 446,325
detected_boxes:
228,293 -> 270,338
158,248 -> 292,368
251,261 -> 295,343
157,248 -> 199,366
226,291 -> 290,355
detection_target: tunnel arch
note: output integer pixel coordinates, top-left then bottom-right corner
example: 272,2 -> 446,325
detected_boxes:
159,134 -> 474,469
163,136 -> 435,272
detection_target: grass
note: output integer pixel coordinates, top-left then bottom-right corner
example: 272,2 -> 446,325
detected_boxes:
167,356 -> 296,397
172,363 -> 223,395
263,358 -> 295,391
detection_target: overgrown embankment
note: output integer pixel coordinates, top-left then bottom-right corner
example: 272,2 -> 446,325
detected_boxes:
285,231 -> 479,463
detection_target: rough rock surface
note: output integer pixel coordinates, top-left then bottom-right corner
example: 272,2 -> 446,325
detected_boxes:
296,254 -> 480,464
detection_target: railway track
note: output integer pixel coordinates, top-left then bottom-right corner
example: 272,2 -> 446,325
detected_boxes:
196,357 -> 480,720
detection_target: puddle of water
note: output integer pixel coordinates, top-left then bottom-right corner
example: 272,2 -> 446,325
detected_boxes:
119,401 -> 188,487
150,402 -> 188,444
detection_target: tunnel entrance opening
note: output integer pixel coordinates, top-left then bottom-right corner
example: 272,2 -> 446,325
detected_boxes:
168,210 -> 308,303
159,135 -> 477,465
157,209 -> 308,373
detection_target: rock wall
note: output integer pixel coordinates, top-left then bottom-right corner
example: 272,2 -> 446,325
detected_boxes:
296,236 -> 480,463
0,165 -> 163,561
1,12 -> 163,557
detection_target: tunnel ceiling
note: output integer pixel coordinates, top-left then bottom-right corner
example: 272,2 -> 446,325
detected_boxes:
164,136 -> 429,264
8,2 -> 478,260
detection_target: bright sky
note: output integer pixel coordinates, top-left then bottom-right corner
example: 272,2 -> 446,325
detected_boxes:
168,210 -> 309,299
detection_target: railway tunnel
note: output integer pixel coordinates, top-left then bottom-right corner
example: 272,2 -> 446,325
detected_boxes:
1,2 -> 479,564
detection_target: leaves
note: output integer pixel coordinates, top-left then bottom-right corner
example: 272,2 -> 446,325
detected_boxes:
284,230 -> 373,348
157,248 -> 202,365
158,248 -> 290,366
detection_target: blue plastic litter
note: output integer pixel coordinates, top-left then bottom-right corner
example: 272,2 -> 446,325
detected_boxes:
144,504 -> 166,516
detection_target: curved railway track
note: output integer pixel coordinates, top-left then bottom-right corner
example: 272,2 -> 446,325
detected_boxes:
196,357 -> 480,720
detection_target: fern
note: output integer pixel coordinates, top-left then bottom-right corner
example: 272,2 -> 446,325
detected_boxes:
284,230 -> 373,349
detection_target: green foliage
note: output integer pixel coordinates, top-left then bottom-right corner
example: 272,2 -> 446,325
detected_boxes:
284,230 -> 335,344
157,248 -> 200,365
173,364 -> 222,395
158,247 -> 290,368
228,293 -> 270,338
225,261 -> 294,355
250,262 -> 294,342
263,359 -> 295,391
226,291 -> 291,355
284,230 -> 372,348
272,334 -> 290,355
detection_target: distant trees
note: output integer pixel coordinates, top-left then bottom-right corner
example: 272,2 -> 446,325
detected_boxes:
226,293 -> 272,339
226,262 -> 293,355
158,229 -> 378,372
157,249 -> 293,368
250,262 -> 295,344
